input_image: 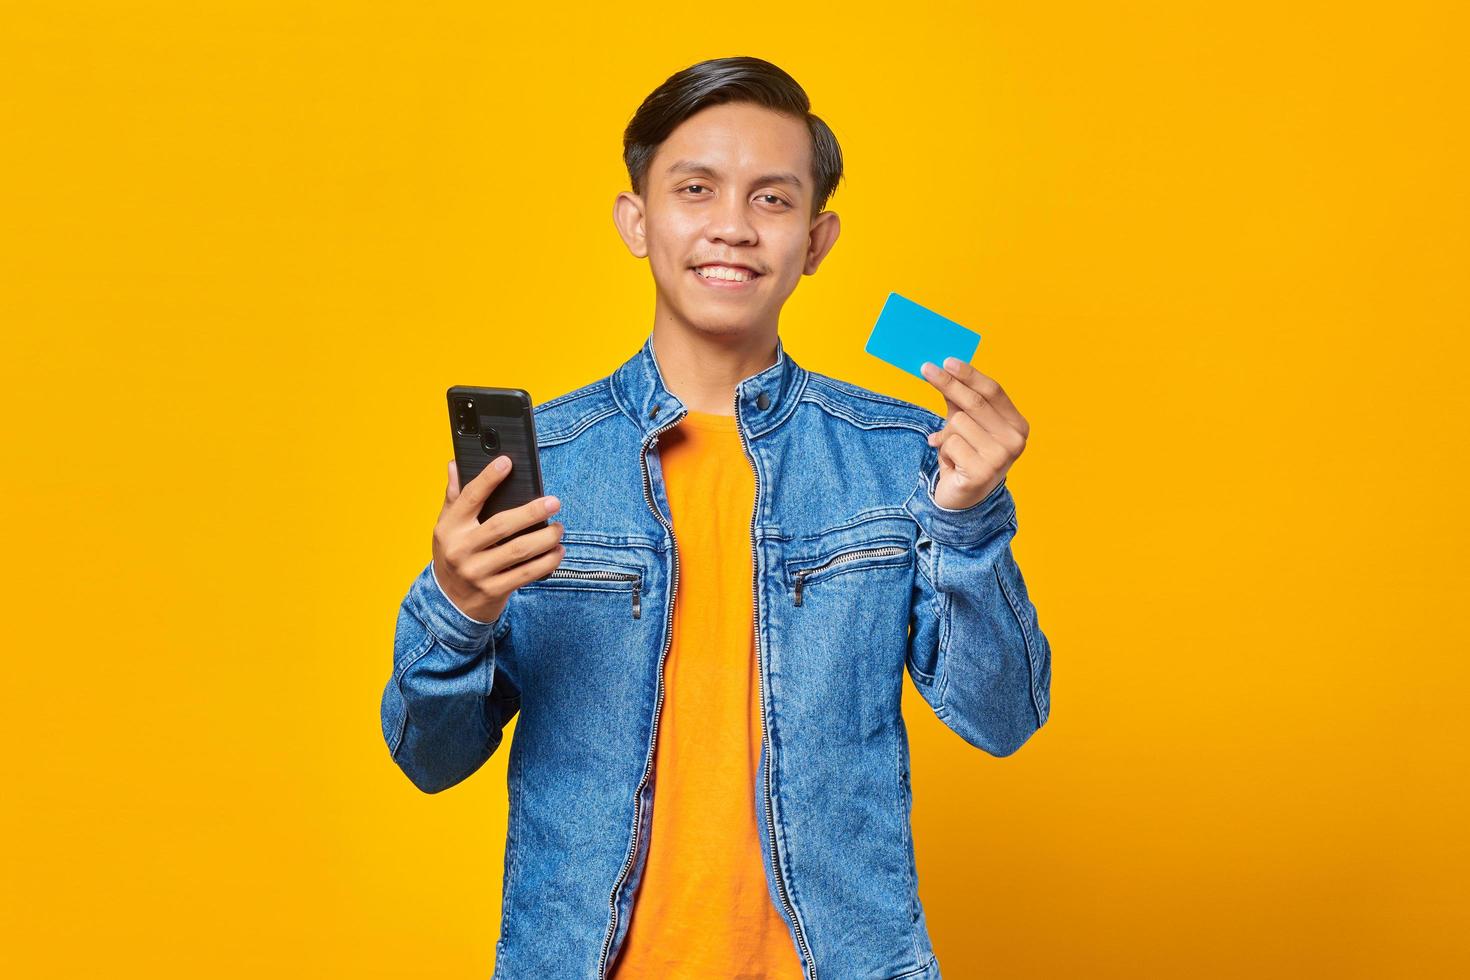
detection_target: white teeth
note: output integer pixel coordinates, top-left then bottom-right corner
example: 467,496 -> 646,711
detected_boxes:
695,265 -> 755,282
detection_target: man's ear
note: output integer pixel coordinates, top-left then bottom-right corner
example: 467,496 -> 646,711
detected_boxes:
613,191 -> 649,258
803,209 -> 841,275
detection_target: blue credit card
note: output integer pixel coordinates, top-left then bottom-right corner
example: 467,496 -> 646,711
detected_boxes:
864,291 -> 981,381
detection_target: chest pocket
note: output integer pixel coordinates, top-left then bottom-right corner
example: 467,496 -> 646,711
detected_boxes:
783,509 -> 916,607
517,533 -> 648,619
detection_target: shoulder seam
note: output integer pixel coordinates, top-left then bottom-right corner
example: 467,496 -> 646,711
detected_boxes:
532,377 -> 610,415
531,378 -> 623,445
803,373 -> 942,427
538,404 -> 621,445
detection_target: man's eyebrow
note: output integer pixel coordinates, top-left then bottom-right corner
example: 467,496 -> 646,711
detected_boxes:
665,158 -> 804,190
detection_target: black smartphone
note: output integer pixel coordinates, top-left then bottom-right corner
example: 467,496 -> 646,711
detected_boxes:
447,385 -> 547,538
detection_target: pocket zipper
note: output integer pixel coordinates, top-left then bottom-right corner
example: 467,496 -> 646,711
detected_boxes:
793,545 -> 908,606
545,568 -> 642,618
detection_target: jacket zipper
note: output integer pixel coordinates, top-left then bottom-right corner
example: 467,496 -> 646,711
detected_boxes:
793,545 -> 908,607
596,407 -> 686,979
546,567 -> 642,619
734,389 -> 817,979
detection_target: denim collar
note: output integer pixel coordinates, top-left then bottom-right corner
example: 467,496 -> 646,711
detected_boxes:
611,330 -> 807,440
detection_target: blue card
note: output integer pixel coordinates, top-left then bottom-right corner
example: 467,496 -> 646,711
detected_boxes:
864,291 -> 981,381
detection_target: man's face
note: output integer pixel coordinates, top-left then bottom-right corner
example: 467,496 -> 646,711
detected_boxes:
614,101 -> 840,341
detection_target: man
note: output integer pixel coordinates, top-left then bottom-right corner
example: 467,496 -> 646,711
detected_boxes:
381,56 -> 1052,980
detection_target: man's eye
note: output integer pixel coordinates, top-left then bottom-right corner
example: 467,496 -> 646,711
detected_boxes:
680,185 -> 788,208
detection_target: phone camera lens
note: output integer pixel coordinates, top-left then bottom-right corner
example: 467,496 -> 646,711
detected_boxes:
454,397 -> 480,435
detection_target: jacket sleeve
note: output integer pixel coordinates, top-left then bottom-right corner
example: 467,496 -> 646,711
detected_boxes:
902,451 -> 1052,757
380,560 -> 521,793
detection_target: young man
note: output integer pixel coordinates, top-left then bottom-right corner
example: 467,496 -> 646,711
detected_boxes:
382,56 -> 1052,980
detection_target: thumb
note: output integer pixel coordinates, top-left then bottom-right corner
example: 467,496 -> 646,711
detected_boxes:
445,459 -> 461,504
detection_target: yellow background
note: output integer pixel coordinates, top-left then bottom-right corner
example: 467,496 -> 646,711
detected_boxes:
3,2 -> 1466,977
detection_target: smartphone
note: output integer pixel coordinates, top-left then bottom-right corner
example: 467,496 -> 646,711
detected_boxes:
447,385 -> 548,538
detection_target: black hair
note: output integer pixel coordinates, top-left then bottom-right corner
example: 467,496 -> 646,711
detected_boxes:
623,56 -> 844,219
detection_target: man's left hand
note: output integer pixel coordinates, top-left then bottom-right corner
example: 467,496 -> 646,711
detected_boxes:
919,357 -> 1030,510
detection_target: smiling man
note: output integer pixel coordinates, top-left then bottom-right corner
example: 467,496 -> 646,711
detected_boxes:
611,92 -> 840,417
383,56 -> 1052,979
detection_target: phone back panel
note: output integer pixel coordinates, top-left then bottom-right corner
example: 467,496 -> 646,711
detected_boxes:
447,385 -> 547,537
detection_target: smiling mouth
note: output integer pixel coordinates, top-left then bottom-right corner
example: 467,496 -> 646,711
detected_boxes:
690,265 -> 763,287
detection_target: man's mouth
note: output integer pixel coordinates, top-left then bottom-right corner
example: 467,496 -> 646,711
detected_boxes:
691,263 -> 763,288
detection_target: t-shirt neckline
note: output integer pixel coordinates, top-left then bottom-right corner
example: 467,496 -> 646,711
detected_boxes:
679,408 -> 739,432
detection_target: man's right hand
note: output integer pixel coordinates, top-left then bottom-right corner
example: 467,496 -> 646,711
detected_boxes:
432,455 -> 565,623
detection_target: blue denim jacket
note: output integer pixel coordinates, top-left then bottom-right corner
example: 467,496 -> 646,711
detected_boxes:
381,332 -> 1052,979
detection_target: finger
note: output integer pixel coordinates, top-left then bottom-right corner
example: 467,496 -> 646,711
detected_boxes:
481,535 -> 568,593
920,368 -> 963,421
943,401 -> 1022,453
923,358 -> 1020,432
466,493 -> 562,551
450,455 -> 512,520
920,360 -> 994,426
938,357 -> 1028,434
464,520 -> 566,579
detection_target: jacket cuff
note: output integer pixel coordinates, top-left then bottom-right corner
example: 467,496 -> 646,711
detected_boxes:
410,561 -> 498,650
903,465 -> 1016,548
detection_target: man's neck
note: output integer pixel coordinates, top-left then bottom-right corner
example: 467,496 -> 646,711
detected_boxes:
649,325 -> 779,417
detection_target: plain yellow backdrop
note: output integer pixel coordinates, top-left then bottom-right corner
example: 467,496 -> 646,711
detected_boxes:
3,2 -> 1466,977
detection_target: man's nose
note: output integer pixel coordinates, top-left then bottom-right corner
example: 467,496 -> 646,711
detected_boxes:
705,195 -> 757,244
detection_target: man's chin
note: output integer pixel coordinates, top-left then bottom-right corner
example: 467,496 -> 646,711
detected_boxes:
668,310 -> 770,341
654,279 -> 781,335
689,316 -> 763,336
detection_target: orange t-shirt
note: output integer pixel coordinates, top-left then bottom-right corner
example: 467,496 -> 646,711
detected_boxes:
609,409 -> 805,979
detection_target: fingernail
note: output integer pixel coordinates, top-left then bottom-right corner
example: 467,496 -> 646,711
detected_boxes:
943,356 -> 963,370
544,495 -> 560,513
494,456 -> 511,471
920,362 -> 939,378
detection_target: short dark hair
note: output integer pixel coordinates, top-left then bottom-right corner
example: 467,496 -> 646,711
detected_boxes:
623,56 -> 844,219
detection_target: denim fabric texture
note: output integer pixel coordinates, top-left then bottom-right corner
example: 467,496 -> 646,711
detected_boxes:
381,332 -> 1053,979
